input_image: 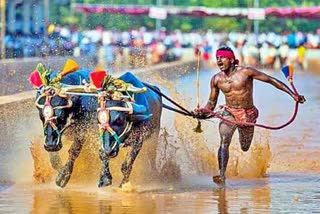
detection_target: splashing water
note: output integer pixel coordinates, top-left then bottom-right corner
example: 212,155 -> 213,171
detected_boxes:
146,71 -> 272,179
1,67 -> 320,213
28,70 -> 272,188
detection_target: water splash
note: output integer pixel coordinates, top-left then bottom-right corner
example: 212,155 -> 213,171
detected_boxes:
25,68 -> 295,187
146,72 -> 272,179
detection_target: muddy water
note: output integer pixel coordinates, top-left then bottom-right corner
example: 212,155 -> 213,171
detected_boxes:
1,68 -> 320,213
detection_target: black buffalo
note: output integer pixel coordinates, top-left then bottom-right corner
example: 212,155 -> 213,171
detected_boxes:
32,67 -> 98,187
96,72 -> 162,187
31,67 -> 162,188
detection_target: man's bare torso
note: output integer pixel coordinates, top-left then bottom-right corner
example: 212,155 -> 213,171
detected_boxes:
214,67 -> 254,109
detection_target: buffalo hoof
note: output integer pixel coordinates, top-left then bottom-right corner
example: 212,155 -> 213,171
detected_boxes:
98,175 -> 112,187
55,162 -> 74,188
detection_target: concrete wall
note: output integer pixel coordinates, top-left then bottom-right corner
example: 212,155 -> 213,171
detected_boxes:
0,56 -> 96,96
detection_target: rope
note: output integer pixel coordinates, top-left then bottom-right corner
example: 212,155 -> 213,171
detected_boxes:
200,82 -> 300,130
162,103 -> 193,116
143,82 -> 194,116
144,81 -> 301,131
202,102 -> 299,130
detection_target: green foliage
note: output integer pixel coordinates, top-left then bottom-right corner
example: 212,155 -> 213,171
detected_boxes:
204,17 -> 245,32
48,0 -> 320,33
180,23 -> 193,32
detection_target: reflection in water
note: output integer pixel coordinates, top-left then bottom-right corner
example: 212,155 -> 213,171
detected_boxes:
1,68 -> 320,213
217,189 -> 228,213
28,180 -> 271,214
0,177 -> 305,213
210,179 -> 272,214
2,175 -> 318,213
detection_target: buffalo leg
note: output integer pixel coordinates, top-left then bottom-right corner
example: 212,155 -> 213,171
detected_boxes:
49,152 -> 63,171
98,148 -> 113,187
148,132 -> 159,173
55,138 -> 84,188
120,139 -> 143,188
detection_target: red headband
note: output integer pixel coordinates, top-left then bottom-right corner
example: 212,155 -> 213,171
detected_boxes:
216,50 -> 235,59
216,50 -> 239,65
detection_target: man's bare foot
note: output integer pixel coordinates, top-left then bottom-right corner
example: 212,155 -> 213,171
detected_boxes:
213,175 -> 225,186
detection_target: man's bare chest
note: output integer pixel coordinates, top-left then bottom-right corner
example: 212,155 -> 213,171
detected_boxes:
219,75 -> 250,93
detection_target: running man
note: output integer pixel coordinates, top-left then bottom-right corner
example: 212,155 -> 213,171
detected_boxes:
195,46 -> 306,186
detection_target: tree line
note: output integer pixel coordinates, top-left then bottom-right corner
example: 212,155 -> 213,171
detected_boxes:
50,0 -> 319,33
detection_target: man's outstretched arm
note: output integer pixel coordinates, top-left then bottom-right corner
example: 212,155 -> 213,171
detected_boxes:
248,67 -> 306,103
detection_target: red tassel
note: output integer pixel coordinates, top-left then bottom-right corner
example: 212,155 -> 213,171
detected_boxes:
29,70 -> 43,88
90,70 -> 107,89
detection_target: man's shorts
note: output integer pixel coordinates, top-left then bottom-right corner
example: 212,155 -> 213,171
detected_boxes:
221,105 -> 259,124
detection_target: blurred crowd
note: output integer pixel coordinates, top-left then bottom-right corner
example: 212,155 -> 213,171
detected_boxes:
193,30 -> 319,71
3,25 -> 320,71
3,25 -> 185,70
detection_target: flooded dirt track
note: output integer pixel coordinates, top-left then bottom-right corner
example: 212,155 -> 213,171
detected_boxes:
0,63 -> 320,213
1,174 -> 319,213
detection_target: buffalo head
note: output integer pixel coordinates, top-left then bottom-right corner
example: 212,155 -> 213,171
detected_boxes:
35,87 -> 73,152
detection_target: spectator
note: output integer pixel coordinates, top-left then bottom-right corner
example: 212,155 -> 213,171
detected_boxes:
278,41 -> 290,67
297,43 -> 307,70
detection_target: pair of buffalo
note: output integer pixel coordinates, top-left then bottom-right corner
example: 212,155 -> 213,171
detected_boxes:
29,60 -> 163,188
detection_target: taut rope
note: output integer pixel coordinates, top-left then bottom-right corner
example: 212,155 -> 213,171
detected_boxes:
144,81 -> 301,130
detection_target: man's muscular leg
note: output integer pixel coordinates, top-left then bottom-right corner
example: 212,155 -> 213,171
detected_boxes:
213,118 -> 236,185
238,126 -> 255,152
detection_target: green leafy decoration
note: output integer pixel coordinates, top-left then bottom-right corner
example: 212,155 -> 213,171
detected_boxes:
36,63 -> 50,86
35,63 -> 62,89
102,75 -> 116,92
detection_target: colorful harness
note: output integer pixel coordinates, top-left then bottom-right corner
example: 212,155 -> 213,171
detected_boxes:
35,87 -> 73,137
